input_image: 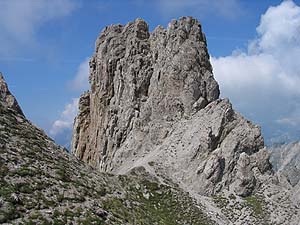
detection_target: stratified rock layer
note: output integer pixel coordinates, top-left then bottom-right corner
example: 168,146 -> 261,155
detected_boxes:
72,17 -> 271,197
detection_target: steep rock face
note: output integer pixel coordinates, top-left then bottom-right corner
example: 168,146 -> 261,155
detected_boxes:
72,91 -> 90,160
72,17 -> 271,197
73,17 -> 219,167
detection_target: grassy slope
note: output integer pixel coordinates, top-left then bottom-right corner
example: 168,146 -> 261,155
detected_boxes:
0,103 -> 215,225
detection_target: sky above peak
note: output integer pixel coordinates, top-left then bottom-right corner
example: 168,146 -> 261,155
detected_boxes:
0,0 -> 299,147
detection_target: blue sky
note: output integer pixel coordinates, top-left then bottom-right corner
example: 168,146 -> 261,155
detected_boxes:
1,0 -> 299,147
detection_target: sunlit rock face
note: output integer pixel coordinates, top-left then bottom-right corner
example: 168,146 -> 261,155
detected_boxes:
72,17 -> 271,197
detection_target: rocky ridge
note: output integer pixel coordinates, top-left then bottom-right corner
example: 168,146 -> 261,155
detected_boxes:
0,74 -> 215,224
72,17 -> 300,224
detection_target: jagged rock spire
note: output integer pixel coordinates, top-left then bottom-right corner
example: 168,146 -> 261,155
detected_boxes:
72,17 -> 272,197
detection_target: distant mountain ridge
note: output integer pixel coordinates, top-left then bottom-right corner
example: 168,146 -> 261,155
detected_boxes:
269,141 -> 300,186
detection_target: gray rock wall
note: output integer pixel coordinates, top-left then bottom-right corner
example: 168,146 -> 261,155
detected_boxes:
72,17 -> 272,197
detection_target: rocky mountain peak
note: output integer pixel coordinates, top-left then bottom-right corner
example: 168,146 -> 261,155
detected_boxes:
72,17 -> 272,198
0,72 -> 24,116
2,16 -> 300,225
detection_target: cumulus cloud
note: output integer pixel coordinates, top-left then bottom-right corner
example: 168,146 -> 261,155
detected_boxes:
211,0 -> 300,143
68,58 -> 90,91
50,98 -> 79,137
157,0 -> 241,19
0,0 -> 77,56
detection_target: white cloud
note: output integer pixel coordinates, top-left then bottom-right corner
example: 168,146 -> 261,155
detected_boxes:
51,57 -> 89,146
157,0 -> 241,19
0,0 -> 77,56
50,98 -> 79,137
68,58 -> 90,91
211,0 -> 300,141
253,0 -> 300,54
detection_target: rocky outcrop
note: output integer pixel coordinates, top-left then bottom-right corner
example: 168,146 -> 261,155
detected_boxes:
73,17 -> 219,167
71,17 -> 272,197
233,149 -> 272,197
0,72 -> 24,116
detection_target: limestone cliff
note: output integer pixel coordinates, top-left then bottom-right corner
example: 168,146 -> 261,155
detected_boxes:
71,17 -> 272,198
72,17 -> 219,169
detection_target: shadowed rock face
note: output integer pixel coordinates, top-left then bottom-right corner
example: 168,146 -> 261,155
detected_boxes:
72,17 -> 272,197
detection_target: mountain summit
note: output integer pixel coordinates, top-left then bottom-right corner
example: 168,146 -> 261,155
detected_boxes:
1,17 -> 299,225
72,17 -> 270,197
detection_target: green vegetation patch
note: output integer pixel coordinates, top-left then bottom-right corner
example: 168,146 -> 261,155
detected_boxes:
56,167 -> 72,183
0,202 -> 20,223
16,167 -> 36,177
0,164 -> 9,179
103,177 -> 215,225
244,195 -> 264,217
213,195 -> 229,208
0,183 -> 15,200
